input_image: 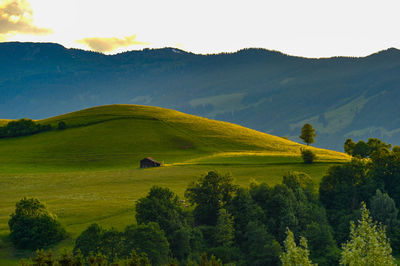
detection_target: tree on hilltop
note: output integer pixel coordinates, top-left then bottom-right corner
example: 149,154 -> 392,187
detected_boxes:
300,124 -> 316,146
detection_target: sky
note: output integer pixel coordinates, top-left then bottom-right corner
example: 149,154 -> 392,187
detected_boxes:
1,0 -> 400,57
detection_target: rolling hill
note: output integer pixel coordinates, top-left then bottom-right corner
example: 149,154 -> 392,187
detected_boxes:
0,104 -> 349,264
0,104 -> 347,173
1,42 -> 400,150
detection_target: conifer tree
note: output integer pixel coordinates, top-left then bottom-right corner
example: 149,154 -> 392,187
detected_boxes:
280,228 -> 316,266
340,202 -> 395,266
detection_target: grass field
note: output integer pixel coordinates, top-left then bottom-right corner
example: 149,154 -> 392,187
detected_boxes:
0,104 -> 350,264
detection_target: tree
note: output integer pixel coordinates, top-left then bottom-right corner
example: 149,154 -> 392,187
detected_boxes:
136,186 -> 186,239
300,123 -> 316,146
244,221 -> 282,265
74,223 -> 104,257
213,209 -> 234,247
123,222 -> 170,266
370,190 -> 398,227
300,148 -> 317,164
370,190 -> 400,254
185,171 -> 237,225
58,121 -> 67,130
8,197 -> 66,250
280,228 -> 316,266
340,202 -> 395,265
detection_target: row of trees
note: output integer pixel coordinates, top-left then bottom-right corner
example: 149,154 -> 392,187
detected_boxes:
0,119 -> 67,138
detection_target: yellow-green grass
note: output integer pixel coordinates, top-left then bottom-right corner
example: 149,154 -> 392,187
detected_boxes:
0,120 -> 11,127
0,104 -> 348,173
0,104 -> 350,264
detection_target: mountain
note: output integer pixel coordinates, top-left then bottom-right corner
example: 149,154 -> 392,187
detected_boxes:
1,42 -> 400,150
0,104 -> 347,172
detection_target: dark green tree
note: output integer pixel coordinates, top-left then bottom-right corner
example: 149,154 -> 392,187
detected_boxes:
344,138 -> 356,155
370,189 -> 400,254
244,221 -> 282,265
136,186 -> 186,239
299,123 -> 316,146
213,209 -> 234,247
300,148 -> 317,164
8,197 -> 66,250
123,222 -> 170,266
185,171 -> 237,226
58,121 -> 67,130
74,223 -> 104,257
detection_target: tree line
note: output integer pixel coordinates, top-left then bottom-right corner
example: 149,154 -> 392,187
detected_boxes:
0,119 -> 67,138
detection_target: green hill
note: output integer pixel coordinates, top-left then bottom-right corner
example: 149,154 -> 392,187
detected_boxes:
0,105 -> 349,265
0,104 -> 347,173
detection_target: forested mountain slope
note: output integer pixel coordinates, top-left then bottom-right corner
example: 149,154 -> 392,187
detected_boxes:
1,42 -> 400,150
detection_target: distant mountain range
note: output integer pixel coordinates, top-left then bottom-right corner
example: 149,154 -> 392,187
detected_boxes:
1,42 -> 400,150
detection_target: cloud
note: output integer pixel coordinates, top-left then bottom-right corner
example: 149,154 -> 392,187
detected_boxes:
0,0 -> 52,38
77,34 -> 149,53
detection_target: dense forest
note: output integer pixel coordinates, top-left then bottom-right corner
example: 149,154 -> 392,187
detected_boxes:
11,138 -> 400,265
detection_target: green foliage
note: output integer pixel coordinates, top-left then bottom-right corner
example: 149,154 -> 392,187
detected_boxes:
340,202 -> 395,265
123,222 -> 170,266
118,250 -> 151,266
213,209 -> 234,247
370,189 -> 398,227
0,118 -> 52,138
301,148 -> 317,164
198,253 -> 222,266
136,186 -> 186,239
300,123 -> 316,146
370,189 -> 400,254
185,171 -> 238,225
280,228 -> 316,266
74,222 -> 169,265
319,158 -> 378,244
8,197 -> 66,250
249,172 -> 337,265
58,121 -> 67,130
244,221 -> 282,266
74,223 -> 105,257
344,138 -> 392,158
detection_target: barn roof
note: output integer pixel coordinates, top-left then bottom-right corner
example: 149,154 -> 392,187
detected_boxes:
141,157 -> 161,164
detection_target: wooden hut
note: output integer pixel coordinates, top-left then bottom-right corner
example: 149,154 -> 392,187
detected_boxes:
140,157 -> 161,168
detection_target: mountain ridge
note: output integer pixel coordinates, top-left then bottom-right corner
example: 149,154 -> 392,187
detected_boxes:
1,42 -> 400,150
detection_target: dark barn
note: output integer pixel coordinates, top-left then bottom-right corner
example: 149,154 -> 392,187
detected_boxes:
140,157 -> 161,168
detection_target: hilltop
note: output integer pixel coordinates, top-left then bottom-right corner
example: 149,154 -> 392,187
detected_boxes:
3,42 -> 398,150
0,104 -> 347,172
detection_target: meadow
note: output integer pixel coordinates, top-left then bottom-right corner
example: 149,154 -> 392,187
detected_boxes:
0,105 -> 349,264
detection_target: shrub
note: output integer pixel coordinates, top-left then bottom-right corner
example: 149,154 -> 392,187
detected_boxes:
301,148 -> 316,164
8,198 -> 66,250
58,121 -> 67,130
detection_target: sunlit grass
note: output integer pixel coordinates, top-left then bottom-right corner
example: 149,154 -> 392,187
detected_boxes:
0,104 -> 349,264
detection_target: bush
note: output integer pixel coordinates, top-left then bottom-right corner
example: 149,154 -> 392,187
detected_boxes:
8,198 -> 66,250
58,121 -> 67,130
301,148 -> 316,164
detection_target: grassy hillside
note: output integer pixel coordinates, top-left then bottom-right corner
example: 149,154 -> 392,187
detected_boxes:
0,104 -> 349,264
0,104 -> 347,173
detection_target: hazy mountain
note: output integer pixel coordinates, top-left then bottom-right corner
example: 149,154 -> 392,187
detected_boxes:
1,42 -> 400,150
